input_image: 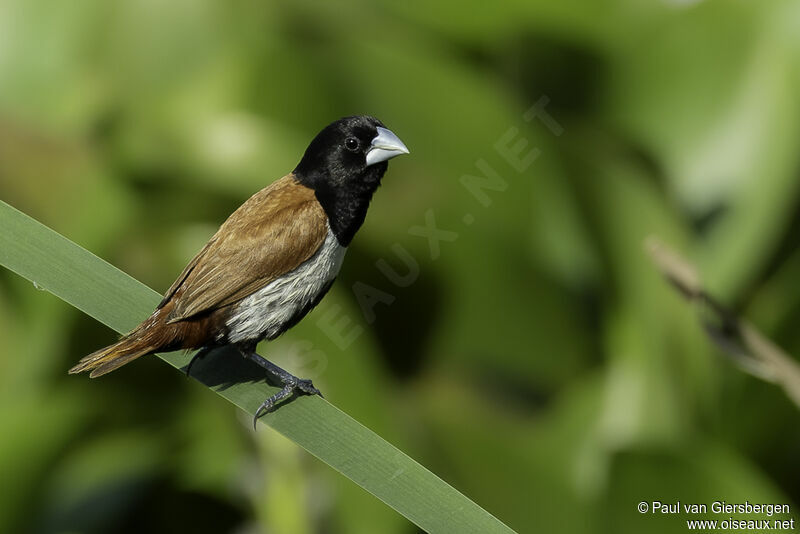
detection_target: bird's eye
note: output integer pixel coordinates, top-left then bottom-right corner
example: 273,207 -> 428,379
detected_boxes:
345,137 -> 359,152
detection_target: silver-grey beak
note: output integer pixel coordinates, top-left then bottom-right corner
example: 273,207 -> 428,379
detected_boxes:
366,126 -> 410,166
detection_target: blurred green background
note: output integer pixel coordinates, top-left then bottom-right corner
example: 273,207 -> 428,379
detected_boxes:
2,0 -> 800,532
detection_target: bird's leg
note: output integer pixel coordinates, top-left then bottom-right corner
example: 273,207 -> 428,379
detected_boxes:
185,346 -> 213,377
236,347 -> 322,427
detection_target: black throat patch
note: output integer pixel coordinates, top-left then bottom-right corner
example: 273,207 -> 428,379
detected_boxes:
307,162 -> 386,247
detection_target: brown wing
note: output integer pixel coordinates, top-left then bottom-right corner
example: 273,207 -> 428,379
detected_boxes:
159,175 -> 328,323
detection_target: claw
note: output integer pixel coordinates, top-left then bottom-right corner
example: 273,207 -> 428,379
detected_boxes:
250,375 -> 323,429
238,349 -> 324,428
295,378 -> 321,397
252,384 -> 294,429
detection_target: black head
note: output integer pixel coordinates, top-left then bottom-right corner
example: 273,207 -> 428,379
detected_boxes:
294,115 -> 408,190
293,115 -> 409,246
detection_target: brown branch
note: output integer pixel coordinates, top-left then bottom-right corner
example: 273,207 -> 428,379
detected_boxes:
645,236 -> 800,408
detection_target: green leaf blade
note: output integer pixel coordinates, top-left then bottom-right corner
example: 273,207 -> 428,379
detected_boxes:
0,199 -> 516,534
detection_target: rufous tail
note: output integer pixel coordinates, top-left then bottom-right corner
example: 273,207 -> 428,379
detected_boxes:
69,334 -> 155,378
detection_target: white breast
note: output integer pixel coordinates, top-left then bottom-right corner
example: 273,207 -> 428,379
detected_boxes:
224,225 -> 346,344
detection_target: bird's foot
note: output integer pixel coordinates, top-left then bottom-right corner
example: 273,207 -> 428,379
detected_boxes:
294,377 -> 322,397
241,349 -> 323,428
252,376 -> 322,428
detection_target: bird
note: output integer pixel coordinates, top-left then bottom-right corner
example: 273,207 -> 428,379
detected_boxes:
69,115 -> 409,424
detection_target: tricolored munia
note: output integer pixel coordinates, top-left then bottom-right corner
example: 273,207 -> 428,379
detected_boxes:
70,115 -> 409,425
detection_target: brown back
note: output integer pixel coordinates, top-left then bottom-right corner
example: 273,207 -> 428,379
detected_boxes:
159,175 -> 328,323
